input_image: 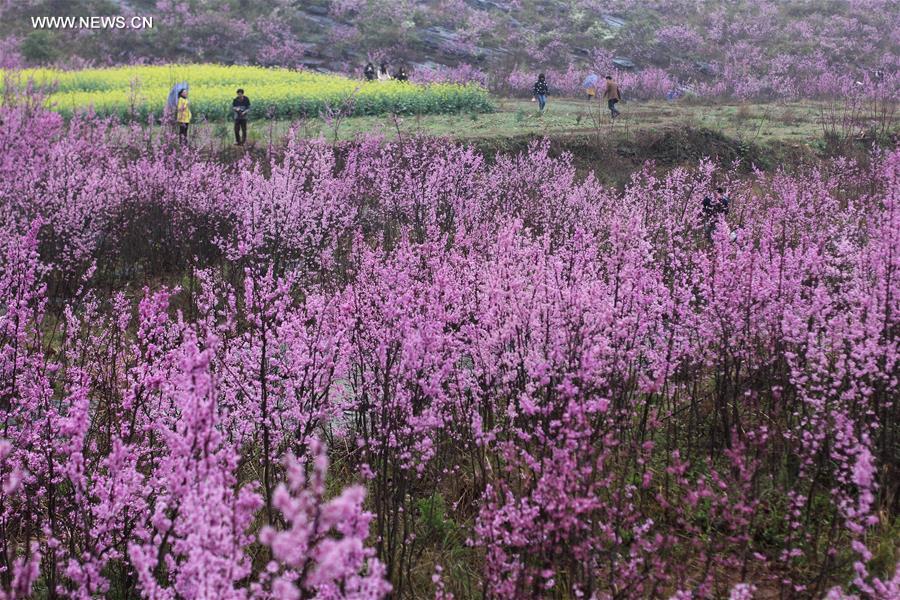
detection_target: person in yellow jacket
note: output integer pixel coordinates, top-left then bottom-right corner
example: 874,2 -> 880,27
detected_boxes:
176,89 -> 191,144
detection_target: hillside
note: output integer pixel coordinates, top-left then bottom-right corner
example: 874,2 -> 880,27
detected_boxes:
1,1 -> 897,100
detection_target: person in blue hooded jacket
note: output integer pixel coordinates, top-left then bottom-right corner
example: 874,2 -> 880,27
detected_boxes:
532,73 -> 549,112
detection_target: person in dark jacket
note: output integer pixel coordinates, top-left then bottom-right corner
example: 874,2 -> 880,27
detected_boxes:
232,88 -> 250,146
702,187 -> 730,241
533,73 -> 549,112
364,62 -> 376,81
394,65 -> 409,82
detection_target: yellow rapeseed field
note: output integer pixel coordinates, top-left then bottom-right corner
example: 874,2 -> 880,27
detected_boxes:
3,64 -> 493,120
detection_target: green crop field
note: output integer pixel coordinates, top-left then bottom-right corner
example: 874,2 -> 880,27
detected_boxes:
2,64 -> 494,121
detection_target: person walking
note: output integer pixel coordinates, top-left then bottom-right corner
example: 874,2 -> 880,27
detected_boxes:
532,73 -> 549,112
602,75 -> 621,118
377,62 -> 391,81
176,88 -> 191,144
364,62 -> 376,81
232,88 -> 250,146
701,187 -> 730,241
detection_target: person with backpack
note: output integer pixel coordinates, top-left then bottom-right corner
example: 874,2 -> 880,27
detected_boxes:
532,73 -> 549,112
232,88 -> 250,146
701,187 -> 730,241
602,75 -> 621,118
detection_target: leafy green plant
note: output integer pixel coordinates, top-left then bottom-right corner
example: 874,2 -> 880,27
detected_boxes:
416,493 -> 463,547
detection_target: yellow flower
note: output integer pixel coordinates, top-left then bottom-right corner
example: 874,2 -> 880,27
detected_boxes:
1,64 -> 492,121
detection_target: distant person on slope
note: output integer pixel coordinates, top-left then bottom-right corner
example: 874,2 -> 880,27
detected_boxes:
394,65 -> 409,82
232,88 -> 250,146
533,73 -> 549,112
603,75 -> 621,118
364,62 -> 376,81
378,62 -> 391,81
176,88 -> 191,144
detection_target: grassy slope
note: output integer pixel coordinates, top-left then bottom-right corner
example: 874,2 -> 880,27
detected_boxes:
209,98 -> 840,147
181,96 -> 894,187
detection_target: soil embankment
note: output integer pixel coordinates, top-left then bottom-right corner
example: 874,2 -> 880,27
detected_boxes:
469,126 -> 820,187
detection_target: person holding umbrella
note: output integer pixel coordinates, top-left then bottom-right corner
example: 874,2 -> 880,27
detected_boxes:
582,73 -> 599,101
176,88 -> 191,144
166,82 -> 191,143
166,82 -> 188,118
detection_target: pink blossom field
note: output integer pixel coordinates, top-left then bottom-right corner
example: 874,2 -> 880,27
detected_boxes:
1,1 -> 899,599
1,101 -> 898,599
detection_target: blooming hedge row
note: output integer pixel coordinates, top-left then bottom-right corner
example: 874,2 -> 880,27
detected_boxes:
0,102 -> 898,599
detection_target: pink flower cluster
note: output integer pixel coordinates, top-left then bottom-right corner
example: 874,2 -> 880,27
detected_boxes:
474,0 -> 899,100
1,101 -> 898,598
411,63 -> 490,87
